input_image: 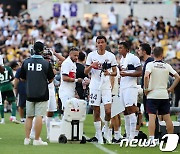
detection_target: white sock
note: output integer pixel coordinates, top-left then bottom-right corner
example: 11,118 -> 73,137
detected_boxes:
95,132 -> 98,138
135,130 -> 139,136
114,131 -> 120,140
102,125 -> 106,134
109,128 -> 113,141
124,115 -> 130,139
149,136 -> 154,140
104,121 -> 109,138
94,121 -> 103,141
1,118 -> 4,123
30,117 -> 36,138
119,126 -> 123,138
46,117 -> 53,139
129,113 -> 137,140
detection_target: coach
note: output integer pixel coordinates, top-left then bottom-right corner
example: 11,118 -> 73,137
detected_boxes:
20,41 -> 54,146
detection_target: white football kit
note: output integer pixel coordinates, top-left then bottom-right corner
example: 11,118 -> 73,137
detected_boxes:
47,82 -> 57,112
86,50 -> 117,106
59,57 -> 76,109
119,53 -> 141,107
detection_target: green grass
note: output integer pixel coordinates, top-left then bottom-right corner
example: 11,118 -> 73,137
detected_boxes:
0,113 -> 179,154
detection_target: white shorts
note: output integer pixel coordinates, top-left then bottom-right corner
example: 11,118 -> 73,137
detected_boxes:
47,94 -> 57,112
120,87 -> 138,107
89,89 -> 112,106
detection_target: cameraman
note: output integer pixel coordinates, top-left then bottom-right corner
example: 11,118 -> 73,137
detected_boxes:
20,41 -> 54,146
85,36 -> 117,144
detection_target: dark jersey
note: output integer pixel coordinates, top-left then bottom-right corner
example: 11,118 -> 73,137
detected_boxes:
20,56 -> 54,102
0,66 -> 14,92
141,57 -> 154,88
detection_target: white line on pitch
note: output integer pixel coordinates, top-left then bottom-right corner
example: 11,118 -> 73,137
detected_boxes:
85,135 -> 117,154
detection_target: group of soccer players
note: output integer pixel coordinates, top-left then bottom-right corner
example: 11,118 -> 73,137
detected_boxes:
0,35 -> 179,146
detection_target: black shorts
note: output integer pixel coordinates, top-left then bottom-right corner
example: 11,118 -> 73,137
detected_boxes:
146,99 -> 170,115
1,90 -> 16,103
18,94 -> 26,108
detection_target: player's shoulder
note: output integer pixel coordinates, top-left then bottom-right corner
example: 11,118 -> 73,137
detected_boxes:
105,50 -> 116,58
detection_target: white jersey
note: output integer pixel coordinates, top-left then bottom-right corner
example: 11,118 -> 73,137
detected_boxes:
59,57 -> 76,97
146,61 -> 177,99
120,53 -> 141,89
0,55 -> 3,65
86,50 -> 117,90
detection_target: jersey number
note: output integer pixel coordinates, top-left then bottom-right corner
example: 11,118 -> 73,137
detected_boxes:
0,70 -> 8,81
90,93 -> 97,100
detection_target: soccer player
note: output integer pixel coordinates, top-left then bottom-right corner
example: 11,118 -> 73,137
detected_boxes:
0,63 -> 18,124
59,47 -> 82,110
85,35 -> 117,144
144,47 -> 180,142
118,42 -> 142,141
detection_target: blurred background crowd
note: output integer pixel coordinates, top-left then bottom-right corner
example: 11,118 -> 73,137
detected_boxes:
0,1 -> 179,74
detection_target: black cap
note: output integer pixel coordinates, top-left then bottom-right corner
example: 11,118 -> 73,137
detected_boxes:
33,41 -> 44,54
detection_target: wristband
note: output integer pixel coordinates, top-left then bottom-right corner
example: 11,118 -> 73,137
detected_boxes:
75,79 -> 78,82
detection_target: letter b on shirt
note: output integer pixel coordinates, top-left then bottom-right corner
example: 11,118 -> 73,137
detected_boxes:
28,63 -> 42,71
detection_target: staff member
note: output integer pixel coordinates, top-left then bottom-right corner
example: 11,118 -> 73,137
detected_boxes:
144,47 -> 180,142
20,41 -> 54,146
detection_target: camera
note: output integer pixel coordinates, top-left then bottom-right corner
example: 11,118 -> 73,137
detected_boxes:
42,47 -> 52,59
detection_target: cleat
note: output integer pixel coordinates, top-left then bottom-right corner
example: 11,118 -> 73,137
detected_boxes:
33,139 -> 48,146
87,136 -> 98,142
24,138 -> 31,145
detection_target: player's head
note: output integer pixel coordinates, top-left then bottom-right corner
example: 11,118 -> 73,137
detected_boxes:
69,47 -> 79,62
138,43 -> 151,58
96,35 -> 107,52
118,41 -> 129,56
153,47 -> 163,58
33,41 -> 44,55
78,51 -> 86,62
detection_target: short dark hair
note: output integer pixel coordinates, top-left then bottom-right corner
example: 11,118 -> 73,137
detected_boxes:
10,61 -> 18,69
140,43 -> 151,55
34,41 -> 44,54
96,35 -> 107,43
69,47 -> 79,52
118,41 -> 129,50
78,52 -> 85,61
153,47 -> 163,57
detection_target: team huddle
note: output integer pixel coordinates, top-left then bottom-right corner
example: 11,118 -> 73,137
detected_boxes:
0,35 -> 179,146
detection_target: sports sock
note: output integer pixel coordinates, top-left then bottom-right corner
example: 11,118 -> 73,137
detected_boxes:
11,102 -> 16,117
46,117 -> 53,138
129,113 -> 137,140
94,121 -> 103,141
109,128 -> 113,141
0,105 -> 4,118
114,131 -> 120,140
124,115 -> 130,139
104,121 -> 109,138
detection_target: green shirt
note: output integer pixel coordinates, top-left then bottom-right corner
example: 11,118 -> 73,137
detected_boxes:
0,66 -> 14,92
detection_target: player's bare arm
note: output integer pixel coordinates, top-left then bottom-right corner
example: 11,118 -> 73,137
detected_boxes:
168,73 -> 180,93
120,66 -> 142,77
144,71 -> 151,96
